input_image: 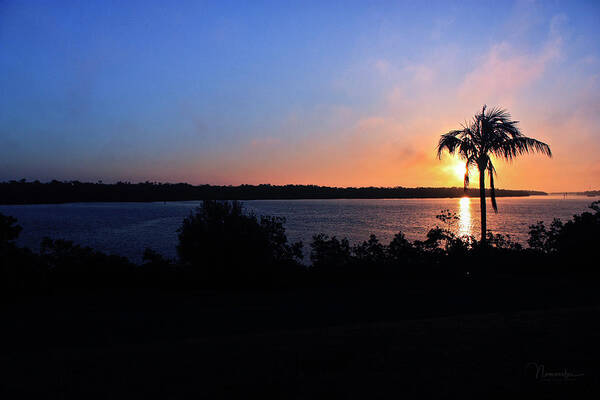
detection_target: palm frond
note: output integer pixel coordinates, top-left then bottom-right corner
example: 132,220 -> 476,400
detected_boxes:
492,136 -> 552,161
464,164 -> 470,191
436,130 -> 463,159
487,160 -> 498,213
463,155 -> 478,191
512,136 -> 552,157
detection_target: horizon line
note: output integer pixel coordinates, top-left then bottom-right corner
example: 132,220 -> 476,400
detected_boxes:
0,179 -> 569,193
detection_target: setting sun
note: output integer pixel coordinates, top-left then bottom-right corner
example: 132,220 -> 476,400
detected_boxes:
445,159 -> 468,182
454,162 -> 467,180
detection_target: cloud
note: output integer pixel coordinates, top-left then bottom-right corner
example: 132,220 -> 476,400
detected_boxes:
404,64 -> 436,85
458,44 -> 559,104
458,15 -> 564,105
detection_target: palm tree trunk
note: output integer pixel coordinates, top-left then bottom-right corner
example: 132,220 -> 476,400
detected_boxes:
479,167 -> 487,243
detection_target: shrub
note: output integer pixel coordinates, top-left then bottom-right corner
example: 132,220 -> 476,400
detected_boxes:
528,201 -> 600,259
0,213 -> 22,246
176,200 -> 303,284
40,238 -> 134,288
309,234 -> 352,271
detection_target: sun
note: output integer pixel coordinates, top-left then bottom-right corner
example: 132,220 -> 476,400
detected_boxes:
452,161 -> 467,181
443,158 -> 470,184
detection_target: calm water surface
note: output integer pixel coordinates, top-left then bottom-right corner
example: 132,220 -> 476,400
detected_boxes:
0,195 -> 595,263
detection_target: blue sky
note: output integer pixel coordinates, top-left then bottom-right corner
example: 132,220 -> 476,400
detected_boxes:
1,0 -> 599,190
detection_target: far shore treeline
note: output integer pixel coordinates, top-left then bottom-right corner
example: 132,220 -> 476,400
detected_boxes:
0,180 -> 547,205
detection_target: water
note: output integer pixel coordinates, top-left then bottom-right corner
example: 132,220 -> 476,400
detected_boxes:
0,195 -> 595,263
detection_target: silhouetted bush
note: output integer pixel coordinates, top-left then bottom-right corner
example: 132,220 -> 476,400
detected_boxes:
0,213 -> 22,245
386,232 -> 415,264
353,235 -> 386,266
40,238 -> 135,289
528,201 -> 600,271
309,210 -> 463,279
310,234 -> 352,272
528,219 -> 564,254
483,232 -> 522,251
176,200 -> 303,286
1,212 -> 44,296
142,248 -> 172,267
556,201 -> 600,256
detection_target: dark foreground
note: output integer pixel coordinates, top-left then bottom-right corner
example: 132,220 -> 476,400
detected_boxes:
2,278 -> 599,398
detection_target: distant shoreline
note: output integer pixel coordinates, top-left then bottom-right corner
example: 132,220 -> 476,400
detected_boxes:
550,190 -> 600,197
0,180 -> 547,205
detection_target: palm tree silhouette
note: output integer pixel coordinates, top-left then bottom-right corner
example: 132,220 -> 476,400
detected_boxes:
437,105 -> 552,243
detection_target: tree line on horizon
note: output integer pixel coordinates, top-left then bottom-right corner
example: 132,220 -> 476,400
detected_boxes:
0,180 -> 546,205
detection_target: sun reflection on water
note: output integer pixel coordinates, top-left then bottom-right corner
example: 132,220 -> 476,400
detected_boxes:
458,197 -> 472,237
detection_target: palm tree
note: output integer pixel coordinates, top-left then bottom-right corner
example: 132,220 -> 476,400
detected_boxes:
437,105 -> 552,243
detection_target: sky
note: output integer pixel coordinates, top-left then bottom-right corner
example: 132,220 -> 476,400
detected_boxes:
1,0 -> 599,191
